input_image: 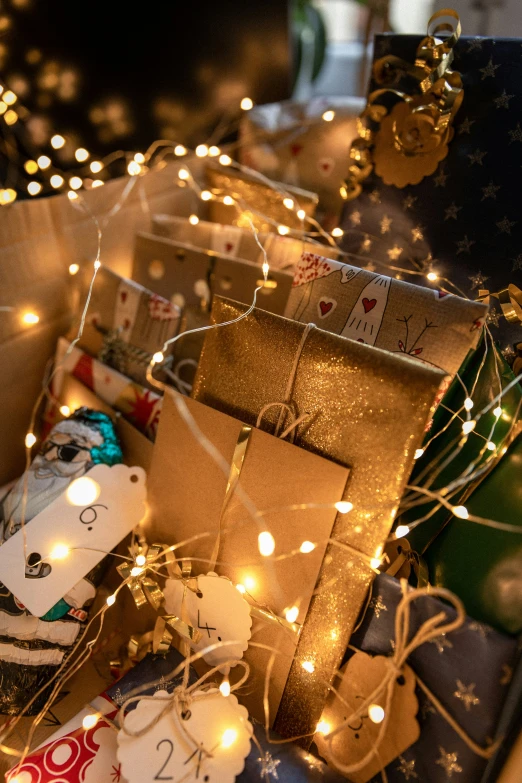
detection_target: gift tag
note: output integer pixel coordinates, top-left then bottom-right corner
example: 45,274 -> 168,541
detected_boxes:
164,572 -> 252,667
315,651 -> 420,783
0,464 -> 147,617
117,689 -> 252,783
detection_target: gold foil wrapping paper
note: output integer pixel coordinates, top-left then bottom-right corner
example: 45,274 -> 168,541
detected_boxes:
206,166 -> 318,233
192,297 -> 446,742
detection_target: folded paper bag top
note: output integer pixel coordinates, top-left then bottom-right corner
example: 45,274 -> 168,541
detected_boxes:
284,252 -> 488,377
191,296 -> 446,742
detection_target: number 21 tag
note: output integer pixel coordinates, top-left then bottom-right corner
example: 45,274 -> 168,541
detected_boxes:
117,689 -> 252,783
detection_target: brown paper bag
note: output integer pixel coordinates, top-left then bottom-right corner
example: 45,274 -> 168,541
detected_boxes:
145,388 -> 349,724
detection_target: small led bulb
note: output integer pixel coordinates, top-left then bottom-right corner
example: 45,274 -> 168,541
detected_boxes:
302,660 -> 315,673
219,154 -> 232,166
22,312 -> 39,325
152,351 -> 164,364
195,144 -> 209,157
219,677 -> 231,697
27,181 -> 42,196
285,606 -> 299,624
414,448 -> 425,459
75,147 -> 89,162
283,197 -> 294,210
316,720 -> 331,735
135,553 -> 147,567
223,195 -> 234,206
493,406 -> 502,418
25,432 -> 37,448
174,145 -> 187,156
134,152 -> 145,164
300,541 -> 315,553
90,160 -> 103,173
277,225 -> 289,236
189,214 -> 199,225
178,168 -> 189,180
462,420 -> 476,435
322,110 -> 335,121
426,271 -> 438,282
258,531 -> 275,556
59,405 -> 71,417
106,594 -> 116,606
50,543 -> 70,560
395,524 -> 410,539
297,209 -> 306,220
453,505 -> 469,519
50,174 -> 64,189
200,190 -> 213,201
332,227 -> 344,238
51,134 -> 65,149
82,714 -> 98,730
464,398 -> 474,411
240,97 -> 253,111
335,501 -> 353,514
208,145 -> 221,157
487,441 -> 496,451
368,704 -> 385,724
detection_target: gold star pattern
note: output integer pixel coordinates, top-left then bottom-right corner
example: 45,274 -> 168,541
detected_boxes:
508,123 -> 522,144
458,117 -> 475,135
444,203 -> 462,221
434,168 -> 448,187
502,345 -> 516,364
436,748 -> 463,777
481,182 -> 501,201
258,751 -> 281,779
454,680 -> 480,711
421,699 -> 436,719
469,270 -> 489,289
369,189 -> 381,205
350,210 -> 361,227
467,38 -> 483,52
479,57 -> 500,80
396,756 -> 418,780
469,621 -> 491,637
468,149 -> 487,166
500,664 -> 513,686
380,214 -> 392,234
487,308 -> 501,328
512,253 -> 522,271
497,216 -> 517,234
360,236 -> 372,253
387,245 -> 403,261
411,226 -> 424,243
369,594 -> 388,618
430,634 -> 453,653
403,194 -> 417,210
365,260 -> 376,272
494,90 -> 515,109
457,236 -> 475,255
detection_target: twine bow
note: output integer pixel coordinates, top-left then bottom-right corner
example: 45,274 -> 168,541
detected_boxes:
323,581 -> 500,776
385,540 -> 429,587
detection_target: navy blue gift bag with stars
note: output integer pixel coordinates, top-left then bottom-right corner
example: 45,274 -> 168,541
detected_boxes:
340,34 -> 522,354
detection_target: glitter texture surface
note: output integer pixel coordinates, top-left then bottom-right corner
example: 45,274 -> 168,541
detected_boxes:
192,297 -> 446,743
206,167 -> 318,233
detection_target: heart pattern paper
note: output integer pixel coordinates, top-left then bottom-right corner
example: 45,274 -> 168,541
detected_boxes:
285,252 -> 488,376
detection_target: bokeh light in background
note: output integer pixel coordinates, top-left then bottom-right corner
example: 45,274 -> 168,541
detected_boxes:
0,0 -> 290,171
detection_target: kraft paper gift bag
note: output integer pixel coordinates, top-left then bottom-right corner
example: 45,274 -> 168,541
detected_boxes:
145,388 -> 350,725
239,96 -> 364,219
284,252 -> 488,377
151,212 -> 341,272
206,164 -> 318,233
191,296 -> 446,741
72,264 -> 181,387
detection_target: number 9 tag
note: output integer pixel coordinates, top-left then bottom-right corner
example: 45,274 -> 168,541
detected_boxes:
164,572 -> 252,667
117,689 -> 252,783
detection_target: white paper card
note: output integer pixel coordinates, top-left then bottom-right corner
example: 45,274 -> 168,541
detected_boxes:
0,464 -> 147,617
117,690 -> 252,783
210,223 -> 242,257
163,572 -> 252,667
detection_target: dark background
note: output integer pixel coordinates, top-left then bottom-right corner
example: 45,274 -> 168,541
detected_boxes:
0,0 -> 291,166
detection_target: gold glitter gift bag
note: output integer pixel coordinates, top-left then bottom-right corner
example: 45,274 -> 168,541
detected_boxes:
192,296 -> 446,742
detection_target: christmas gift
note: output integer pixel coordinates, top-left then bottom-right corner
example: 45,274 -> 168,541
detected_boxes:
239,96 -> 364,220
146,388 -> 350,726
132,231 -> 293,317
191,296 -> 446,740
151,212 -> 341,271
49,336 -> 162,441
400,333 -> 522,634
0,408 -> 124,715
337,13 -> 522,347
315,573 -> 521,783
206,164 -> 319,233
72,265 -> 181,387
285,252 -> 487,377
6,646 -> 348,783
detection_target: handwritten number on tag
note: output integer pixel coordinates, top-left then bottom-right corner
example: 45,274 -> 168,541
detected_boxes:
154,739 -> 174,781
79,504 -> 108,531
197,609 -> 217,638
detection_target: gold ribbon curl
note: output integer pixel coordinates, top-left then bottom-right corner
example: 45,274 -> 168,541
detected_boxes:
478,284 -> 522,326
341,8 -> 463,197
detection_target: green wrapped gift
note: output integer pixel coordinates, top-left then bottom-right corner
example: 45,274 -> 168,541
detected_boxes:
398,333 -> 522,633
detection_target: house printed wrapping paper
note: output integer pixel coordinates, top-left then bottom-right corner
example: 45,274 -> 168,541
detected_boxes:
285,253 -> 488,377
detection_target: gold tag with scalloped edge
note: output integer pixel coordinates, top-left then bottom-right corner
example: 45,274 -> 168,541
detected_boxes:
315,651 -> 420,783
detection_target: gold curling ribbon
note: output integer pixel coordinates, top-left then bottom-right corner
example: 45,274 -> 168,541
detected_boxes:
117,543 -> 165,611
341,8 -> 463,196
478,284 -> 522,325
209,423 -> 252,570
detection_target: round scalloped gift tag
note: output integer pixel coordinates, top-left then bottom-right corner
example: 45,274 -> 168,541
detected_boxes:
117,689 -> 252,783
164,572 -> 252,667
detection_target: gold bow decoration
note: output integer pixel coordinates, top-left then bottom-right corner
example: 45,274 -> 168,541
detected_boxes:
478,284 -> 522,326
341,8 -> 463,197
117,542 -> 166,611
117,543 -> 202,655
